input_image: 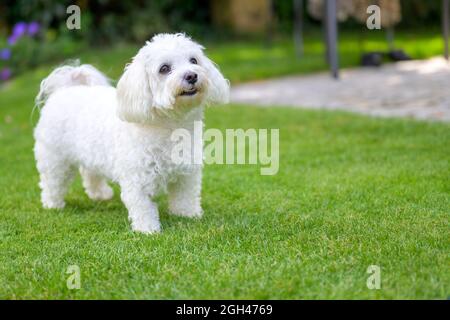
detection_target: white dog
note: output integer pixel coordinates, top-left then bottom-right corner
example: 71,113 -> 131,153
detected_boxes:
33,33 -> 230,234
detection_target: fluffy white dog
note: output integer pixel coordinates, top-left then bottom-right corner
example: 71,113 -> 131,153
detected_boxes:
34,33 -> 230,234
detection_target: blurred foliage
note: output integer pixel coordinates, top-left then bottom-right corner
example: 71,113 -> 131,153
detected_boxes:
0,20 -> 83,81
0,0 -> 211,80
0,0 -> 445,81
274,0 -> 443,32
398,0 -> 443,28
0,0 -> 444,44
0,0 -> 211,44
4,31 -> 80,73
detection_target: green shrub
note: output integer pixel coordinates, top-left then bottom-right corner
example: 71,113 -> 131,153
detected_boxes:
0,21 -> 84,82
1,0 -> 211,45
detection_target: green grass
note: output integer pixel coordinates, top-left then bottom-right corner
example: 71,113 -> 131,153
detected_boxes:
0,32 -> 449,299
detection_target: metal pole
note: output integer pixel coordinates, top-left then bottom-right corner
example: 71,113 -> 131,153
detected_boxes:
265,0 -> 274,48
293,0 -> 303,57
325,0 -> 339,79
386,27 -> 395,51
444,0 -> 449,60
323,5 -> 330,66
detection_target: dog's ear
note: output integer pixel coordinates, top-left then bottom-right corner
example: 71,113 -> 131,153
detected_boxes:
203,57 -> 230,106
116,56 -> 153,123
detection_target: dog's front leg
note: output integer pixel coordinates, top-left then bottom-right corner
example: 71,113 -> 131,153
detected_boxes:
120,186 -> 161,234
168,168 -> 203,218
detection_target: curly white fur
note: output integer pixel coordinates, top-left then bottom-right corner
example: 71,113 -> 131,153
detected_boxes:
34,33 -> 230,234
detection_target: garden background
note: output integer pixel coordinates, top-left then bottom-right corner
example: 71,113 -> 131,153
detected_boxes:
0,0 -> 448,299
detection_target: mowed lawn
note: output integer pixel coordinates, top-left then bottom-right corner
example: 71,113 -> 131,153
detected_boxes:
0,34 -> 449,298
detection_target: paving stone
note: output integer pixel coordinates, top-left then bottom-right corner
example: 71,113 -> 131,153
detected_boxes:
231,57 -> 450,121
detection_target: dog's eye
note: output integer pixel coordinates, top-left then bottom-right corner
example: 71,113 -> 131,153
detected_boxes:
159,64 -> 171,74
189,58 -> 198,65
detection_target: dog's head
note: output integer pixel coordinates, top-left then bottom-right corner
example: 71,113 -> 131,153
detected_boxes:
116,33 -> 230,123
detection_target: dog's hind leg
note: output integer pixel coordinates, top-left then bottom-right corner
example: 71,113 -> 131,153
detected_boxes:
35,142 -> 75,209
80,167 -> 114,201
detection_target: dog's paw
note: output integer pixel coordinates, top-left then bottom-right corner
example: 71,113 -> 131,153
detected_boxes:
131,220 -> 161,234
42,199 -> 65,209
169,205 -> 203,219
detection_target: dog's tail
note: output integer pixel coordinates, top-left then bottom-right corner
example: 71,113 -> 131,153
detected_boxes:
35,60 -> 110,108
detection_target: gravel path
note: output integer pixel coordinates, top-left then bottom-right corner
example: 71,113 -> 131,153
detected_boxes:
231,57 -> 450,121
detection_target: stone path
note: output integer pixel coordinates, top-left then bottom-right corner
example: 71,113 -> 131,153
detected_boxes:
231,57 -> 450,121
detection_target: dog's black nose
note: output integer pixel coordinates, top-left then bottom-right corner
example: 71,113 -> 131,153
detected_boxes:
184,72 -> 198,84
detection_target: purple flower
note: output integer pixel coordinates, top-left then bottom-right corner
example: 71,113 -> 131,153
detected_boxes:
27,21 -> 40,36
0,48 -> 11,60
0,68 -> 12,81
8,22 -> 27,45
12,22 -> 27,37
